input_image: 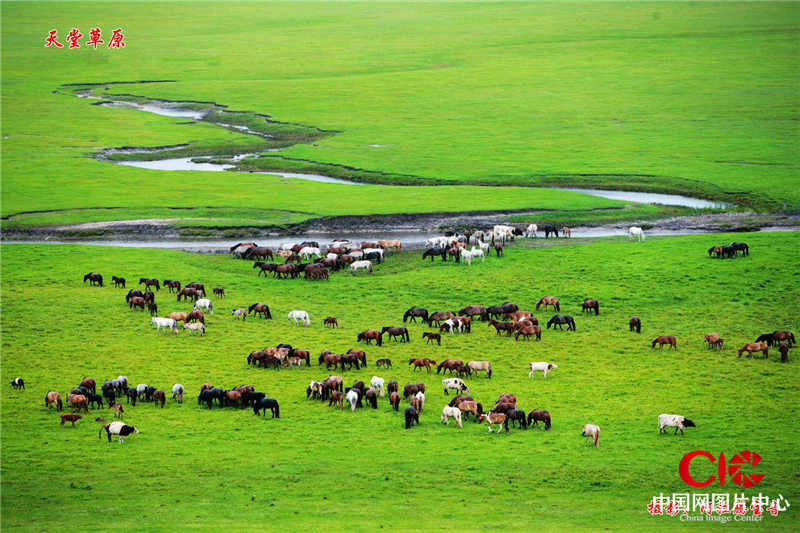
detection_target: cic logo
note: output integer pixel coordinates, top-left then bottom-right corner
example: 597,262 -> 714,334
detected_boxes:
679,450 -> 764,488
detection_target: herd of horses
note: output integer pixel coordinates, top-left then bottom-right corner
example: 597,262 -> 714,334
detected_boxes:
707,241 -> 750,259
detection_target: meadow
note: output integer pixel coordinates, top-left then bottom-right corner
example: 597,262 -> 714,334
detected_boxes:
2,1 -> 799,230
1,232 -> 798,530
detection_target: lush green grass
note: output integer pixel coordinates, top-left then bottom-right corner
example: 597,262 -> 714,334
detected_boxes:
2,1 -> 798,228
2,233 -> 798,530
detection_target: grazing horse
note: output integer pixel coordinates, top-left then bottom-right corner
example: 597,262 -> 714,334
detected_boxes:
629,227 -> 645,241
152,390 -> 166,408
70,394 -> 89,413
187,309 -> 205,324
772,330 -> 796,347
139,278 -> 160,291
536,296 -> 560,312
232,308 -> 247,321
99,422 -> 139,443
288,310 -> 310,326
729,242 -> 749,256
244,247 -> 274,261
176,287 -> 199,302
340,353 -> 361,371
357,329 -> 382,346
539,224 -> 558,239
403,307 -> 429,324
506,409 -> 528,429
112,403 -> 124,419
376,358 -> 393,368
403,382 -> 426,399
409,358 -> 436,373
489,319 -> 515,336
80,378 -> 96,394
171,384 -> 184,403
389,391 -> 401,411
582,299 -> 600,315
185,282 -> 205,296
248,303 -> 272,319
194,299 -> 214,315
324,316 -> 338,328
60,414 -> 82,427
45,391 -> 62,411
561,226 -> 571,239
350,260 -> 373,274
183,322 -> 205,336
779,342 -> 790,362
253,398 -> 280,418
629,316 -> 642,333
11,377 -> 25,390
441,406 -> 463,428
422,332 -> 441,345
582,424 -> 600,447
467,361 -> 492,378
527,409 -> 551,430
493,243 -> 503,257
163,280 -> 181,293
127,297 -> 145,311
738,342 -> 768,358
125,289 -> 143,303
83,273 -> 103,286
478,412 -> 508,433
112,276 -> 126,288
437,359 -> 464,375
704,333 -> 724,350
459,305 -> 487,321
515,325 -> 542,341
427,311 -> 456,327
546,315 -> 576,331
404,406 -> 420,429
422,248 -> 447,262
652,335 -> 677,350
381,326 -> 410,343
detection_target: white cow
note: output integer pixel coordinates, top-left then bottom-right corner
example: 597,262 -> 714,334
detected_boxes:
629,227 -> 646,241
442,378 -> 469,395
150,317 -> 177,333
441,406 -> 463,428
288,310 -> 310,326
193,298 -> 213,314
370,376 -> 385,397
658,414 -> 696,435
529,362 -> 558,378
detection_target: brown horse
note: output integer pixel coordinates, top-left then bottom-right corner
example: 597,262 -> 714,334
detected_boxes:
129,296 -> 146,311
45,391 -> 63,411
357,329 -> 382,346
505,310 -> 533,322
163,280 -> 181,293
437,359 -> 464,375
778,342 -> 789,362
652,336 -> 677,350
422,332 -> 441,345
319,353 -> 341,370
176,287 -> 199,302
457,400 -> 483,421
389,391 -> 400,411
493,243 -> 503,257
347,349 -> 367,367
60,414 -> 82,427
187,309 -> 205,324
376,358 -> 393,368
70,394 -> 89,413
381,326 -> 410,343
185,282 -> 206,296
410,358 -> 436,373
738,342 -> 768,358
168,311 -> 189,323
582,299 -> 600,315
428,311 -> 456,327
139,278 -> 160,291
324,316 -> 338,328
629,316 -> 642,333
773,330 -> 796,346
704,333 -> 724,350
403,382 -> 426,399
536,296 -> 560,312
515,325 -> 541,341
83,273 -> 103,286
489,319 -> 515,336
561,226 -> 571,239
248,303 -> 272,319
527,409 -> 551,430
80,378 -> 96,394
328,390 -> 344,409
212,287 -> 225,298
152,390 -> 166,408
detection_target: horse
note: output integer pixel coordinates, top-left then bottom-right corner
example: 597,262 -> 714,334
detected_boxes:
111,403 -> 124,419
629,227 -> 645,241
183,322 -> 205,336
540,224 -> 559,239
45,391 -> 62,411
168,311 -> 189,324
536,296 -> 560,312
489,319 -> 515,337
187,309 -> 205,324
459,305 -> 487,321
357,329 -> 382,346
83,273 -> 103,286
493,244 -> 503,257
561,226 -> 571,239
729,242 -> 749,256
772,330 -> 796,347
738,342 -> 768,358
211,288 -> 225,299
651,335 -> 677,350
441,406 -> 463,428
478,412 -> 508,433
527,409 -> 551,430
629,316 -> 642,333
389,391 -> 401,411
231,308 -> 247,321
704,333 -> 724,350
139,278 -> 160,291
248,303 -> 272,319
582,424 -> 600,447
468,361 -> 492,378
410,358 -> 436,373
404,406 -> 420,429
708,246 -> 723,258
99,422 -> 139,443
546,315 -> 576,331
288,310 -> 310,326
60,414 -> 82,427
427,311 -> 456,327
252,398 -> 280,418
350,260 -> 373,274
150,317 -> 178,333
176,287 -> 199,302
171,384 -> 184,403
125,289 -> 143,303
506,409 -> 528,429
324,316 -> 338,328
582,299 -> 600,315
779,342 -> 790,362
437,359 -> 464,375
403,307 -> 429,324
128,297 -> 145,311
151,390 -> 166,408
422,332 -> 441,345
422,248 -> 447,262
381,326 -> 410,343
244,246 -> 274,261
79,378 -> 96,394
163,280 -> 181,293
10,377 -> 24,390
185,282 -> 206,296
526,224 -> 538,238
70,394 -> 89,413
403,382 -> 426,399
147,302 -> 158,316
376,358 -> 393,368
347,348 -> 367,367
112,276 -> 126,288
340,353 -> 361,371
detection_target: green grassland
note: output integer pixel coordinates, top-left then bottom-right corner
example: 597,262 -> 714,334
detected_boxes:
2,1 -> 799,229
2,233 -> 798,530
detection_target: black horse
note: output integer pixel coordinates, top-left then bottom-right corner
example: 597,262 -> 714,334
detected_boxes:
148,302 -> 158,316
721,245 -> 736,258
126,389 -> 138,406
547,315 -> 576,331
112,276 -> 126,288
403,307 -> 429,323
83,273 -> 103,286
540,224 -> 559,239
125,289 -> 143,303
86,393 -> 104,409
506,408 -> 528,429
404,406 -> 419,429
730,242 -> 749,256
629,316 -> 642,334
242,391 -> 266,407
755,333 -> 774,346
253,398 -> 280,418
422,248 -> 447,262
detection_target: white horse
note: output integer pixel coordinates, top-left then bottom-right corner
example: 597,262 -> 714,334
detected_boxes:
171,384 -> 184,403
441,406 -> 463,428
350,260 -> 373,274
349,250 -> 364,259
469,247 -> 485,262
326,253 -> 339,260
183,322 -> 205,336
345,389 -> 359,411
476,239 -> 490,253
425,236 -> 451,248
150,317 -> 177,333
526,224 -> 538,238
288,310 -> 310,326
441,318 -> 461,334
299,246 -> 321,259
193,298 -> 213,314
459,248 -> 474,265
370,376 -> 385,397
629,227 -> 645,241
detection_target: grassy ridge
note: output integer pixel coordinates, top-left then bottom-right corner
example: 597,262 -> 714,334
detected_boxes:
1,233 -> 798,530
2,1 -> 798,225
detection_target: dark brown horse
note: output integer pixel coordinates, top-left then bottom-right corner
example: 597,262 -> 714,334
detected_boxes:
772,330 -> 796,346
357,329 -> 382,346
176,287 -> 199,302
582,299 -> 599,315
652,335 -> 677,350
112,276 -> 126,288
493,243 -> 503,257
80,378 -> 96,394
129,296 -> 146,311
629,316 -> 641,333
244,247 -> 274,261
248,303 -> 272,319
187,309 -> 205,324
213,287 -> 225,298
778,342 -> 789,362
459,305 -> 487,321
422,332 -> 441,345
427,311 -> 456,327
139,278 -> 160,291
527,409 -> 551,430
376,358 -> 393,368
152,390 -> 166,408
403,382 -> 425,399
488,319 -> 515,336
515,325 -> 541,341
83,273 -> 103,286
347,349 -> 367,367
184,282 -> 206,296
437,359 -> 464,375
324,316 -> 338,328
381,326 -> 410,343
389,391 -> 400,411
163,279 -> 181,293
